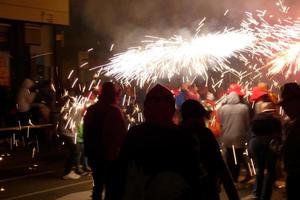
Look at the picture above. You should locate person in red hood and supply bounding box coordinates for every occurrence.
[83,82,127,200]
[249,82,272,116]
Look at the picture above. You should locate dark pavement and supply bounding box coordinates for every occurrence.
[0,141,287,200]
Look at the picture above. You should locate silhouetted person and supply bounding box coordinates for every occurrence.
[84,82,126,200]
[249,102,282,200]
[279,82,300,200]
[218,91,250,183]
[180,99,240,200]
[119,84,205,200]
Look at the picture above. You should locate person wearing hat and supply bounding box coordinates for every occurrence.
[279,82,300,200]
[118,84,206,200]
[250,85,270,115]
[218,91,250,183]
[249,102,282,200]
[83,82,127,200]
[227,83,245,97]
[180,99,240,200]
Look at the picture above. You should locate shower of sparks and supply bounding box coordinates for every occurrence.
[241,11,300,57]
[59,0,300,144]
[241,9,300,77]
[267,43,300,77]
[100,26,256,86]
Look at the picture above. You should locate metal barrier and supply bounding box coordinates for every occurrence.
[0,124,53,132]
[0,124,54,151]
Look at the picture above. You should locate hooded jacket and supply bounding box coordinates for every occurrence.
[16,79,36,112]
[84,101,127,161]
[218,92,249,148]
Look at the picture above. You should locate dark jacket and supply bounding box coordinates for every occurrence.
[180,120,240,200]
[250,111,282,138]
[283,118,300,176]
[119,122,205,200]
[83,102,126,161]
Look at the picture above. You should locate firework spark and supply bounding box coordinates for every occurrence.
[241,9,300,78]
[100,27,256,86]
[267,43,300,77]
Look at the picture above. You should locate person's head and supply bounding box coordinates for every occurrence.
[279,82,300,119]
[98,82,121,104]
[181,82,191,91]
[22,79,35,89]
[227,83,245,97]
[143,84,175,125]
[181,99,208,125]
[250,86,269,102]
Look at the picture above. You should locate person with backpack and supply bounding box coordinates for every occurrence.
[180,99,240,200]
[118,84,205,200]
[83,82,127,200]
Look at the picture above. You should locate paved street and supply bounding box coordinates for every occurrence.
[0,145,286,200]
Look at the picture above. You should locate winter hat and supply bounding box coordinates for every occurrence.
[99,82,121,103]
[250,86,268,102]
[144,84,175,105]
[227,83,245,96]
[144,84,175,123]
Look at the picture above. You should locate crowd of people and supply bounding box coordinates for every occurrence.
[77,80,300,200]
[1,78,300,200]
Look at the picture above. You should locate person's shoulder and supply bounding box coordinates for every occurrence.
[199,127,215,139]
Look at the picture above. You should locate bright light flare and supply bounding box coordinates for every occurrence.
[101,29,255,86]
[267,43,300,77]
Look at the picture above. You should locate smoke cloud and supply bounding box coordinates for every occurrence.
[81,0,300,50]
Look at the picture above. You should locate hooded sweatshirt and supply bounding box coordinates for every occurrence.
[16,79,36,112]
[218,92,249,148]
